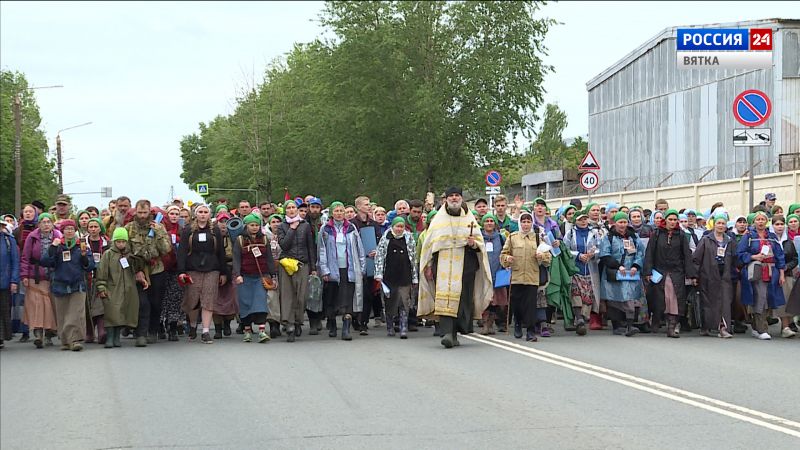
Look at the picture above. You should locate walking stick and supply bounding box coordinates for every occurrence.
[506,283,512,335]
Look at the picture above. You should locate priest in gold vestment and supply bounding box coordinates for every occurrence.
[418,187,493,348]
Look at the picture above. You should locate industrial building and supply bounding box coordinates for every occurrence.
[523,18,800,200]
[585,18,799,194]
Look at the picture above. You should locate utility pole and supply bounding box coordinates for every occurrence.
[55,121,93,195]
[12,84,63,216]
[56,134,63,194]
[13,94,22,216]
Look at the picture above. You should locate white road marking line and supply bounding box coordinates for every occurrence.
[471,334,800,430]
[465,334,800,439]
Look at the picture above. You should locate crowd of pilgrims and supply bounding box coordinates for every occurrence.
[0,190,798,351]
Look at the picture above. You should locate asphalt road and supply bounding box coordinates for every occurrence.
[1,321,798,449]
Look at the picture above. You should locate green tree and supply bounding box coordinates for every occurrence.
[179,1,555,207]
[0,70,58,214]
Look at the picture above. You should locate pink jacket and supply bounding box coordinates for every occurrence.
[21,228,63,281]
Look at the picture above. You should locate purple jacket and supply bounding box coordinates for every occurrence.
[21,228,63,281]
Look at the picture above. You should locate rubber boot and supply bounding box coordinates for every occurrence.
[269,321,281,339]
[309,318,320,335]
[666,316,679,338]
[213,323,223,340]
[223,320,232,337]
[386,315,395,337]
[105,327,114,348]
[95,317,107,345]
[85,319,95,343]
[33,329,43,349]
[589,312,603,330]
[513,320,523,339]
[328,317,338,338]
[399,310,408,339]
[342,315,353,341]
[625,319,639,337]
[651,316,662,334]
[168,322,179,341]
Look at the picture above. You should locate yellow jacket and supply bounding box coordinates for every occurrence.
[500,231,552,286]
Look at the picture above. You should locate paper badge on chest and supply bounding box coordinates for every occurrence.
[120,257,130,269]
[62,250,72,262]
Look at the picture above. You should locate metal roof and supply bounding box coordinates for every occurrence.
[586,18,800,91]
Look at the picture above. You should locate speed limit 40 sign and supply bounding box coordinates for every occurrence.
[580,172,599,191]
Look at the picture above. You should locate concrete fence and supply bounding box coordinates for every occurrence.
[545,170,800,217]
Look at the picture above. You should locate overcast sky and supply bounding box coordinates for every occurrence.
[1,1,795,208]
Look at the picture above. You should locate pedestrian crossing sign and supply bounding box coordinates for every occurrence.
[196,183,209,196]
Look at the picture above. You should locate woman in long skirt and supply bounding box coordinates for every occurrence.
[564,210,602,335]
[160,205,184,341]
[84,218,109,344]
[770,215,797,338]
[233,214,276,343]
[643,209,697,338]
[213,212,239,338]
[478,214,506,335]
[736,211,786,340]
[20,213,62,348]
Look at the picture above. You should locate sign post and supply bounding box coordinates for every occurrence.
[484,170,502,209]
[578,151,600,201]
[732,89,771,210]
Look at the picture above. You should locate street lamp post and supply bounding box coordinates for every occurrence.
[55,122,92,194]
[12,84,63,216]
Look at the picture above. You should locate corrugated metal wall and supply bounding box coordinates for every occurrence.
[587,26,799,194]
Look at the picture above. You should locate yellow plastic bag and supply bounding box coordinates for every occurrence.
[279,257,300,276]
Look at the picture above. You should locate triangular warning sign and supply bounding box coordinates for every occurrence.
[578,151,600,170]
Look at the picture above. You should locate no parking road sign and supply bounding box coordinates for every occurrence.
[485,170,502,187]
[733,89,771,127]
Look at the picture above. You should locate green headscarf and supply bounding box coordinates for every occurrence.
[481,213,498,226]
[753,210,769,222]
[329,201,344,210]
[713,214,728,224]
[283,200,295,210]
[215,204,228,214]
[611,211,629,223]
[391,216,406,227]
[266,214,283,224]
[663,209,679,220]
[38,212,54,223]
[786,204,800,216]
[746,213,756,225]
[88,217,106,235]
[243,213,261,225]
[426,210,437,223]
[584,202,598,215]
[562,205,577,219]
[786,213,799,224]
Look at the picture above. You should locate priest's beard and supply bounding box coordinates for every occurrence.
[116,211,127,226]
[308,212,320,221]
[446,200,463,216]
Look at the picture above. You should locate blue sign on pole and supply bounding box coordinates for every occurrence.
[485,170,502,187]
[732,89,771,127]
